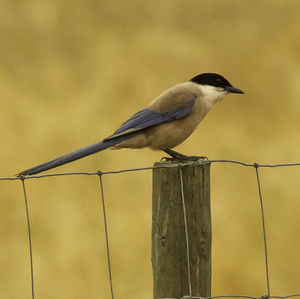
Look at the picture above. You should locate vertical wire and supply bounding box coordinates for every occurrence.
[20,178,35,299]
[97,172,114,299]
[254,165,270,297]
[179,167,192,297]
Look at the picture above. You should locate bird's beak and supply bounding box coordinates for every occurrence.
[225,86,245,94]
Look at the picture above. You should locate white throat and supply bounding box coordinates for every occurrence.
[198,84,227,107]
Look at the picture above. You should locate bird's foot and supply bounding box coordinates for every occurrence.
[161,148,208,162]
[161,156,208,162]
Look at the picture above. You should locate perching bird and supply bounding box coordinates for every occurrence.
[18,73,244,176]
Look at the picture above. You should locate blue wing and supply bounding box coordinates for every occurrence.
[104,97,196,140]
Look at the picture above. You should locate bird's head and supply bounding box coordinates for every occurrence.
[190,73,244,99]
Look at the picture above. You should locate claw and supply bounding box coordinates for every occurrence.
[189,155,208,161]
[162,148,208,162]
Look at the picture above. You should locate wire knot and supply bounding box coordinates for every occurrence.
[18,174,26,181]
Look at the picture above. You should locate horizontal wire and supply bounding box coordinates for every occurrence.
[156,294,300,299]
[269,295,300,298]
[209,160,300,168]
[2,159,300,181]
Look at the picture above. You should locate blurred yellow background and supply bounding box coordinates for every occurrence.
[1,0,300,298]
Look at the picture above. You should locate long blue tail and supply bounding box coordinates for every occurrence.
[18,134,132,176]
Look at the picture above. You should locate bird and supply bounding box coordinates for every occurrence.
[18,73,244,176]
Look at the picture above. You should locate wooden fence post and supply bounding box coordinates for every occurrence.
[152,160,211,299]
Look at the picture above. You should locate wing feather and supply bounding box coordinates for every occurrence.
[104,97,196,141]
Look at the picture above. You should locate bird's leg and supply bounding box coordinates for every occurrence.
[162,148,208,161]
[163,148,191,160]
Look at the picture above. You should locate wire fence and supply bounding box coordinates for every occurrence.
[1,159,300,299]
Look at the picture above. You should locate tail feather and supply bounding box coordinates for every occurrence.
[18,134,132,176]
